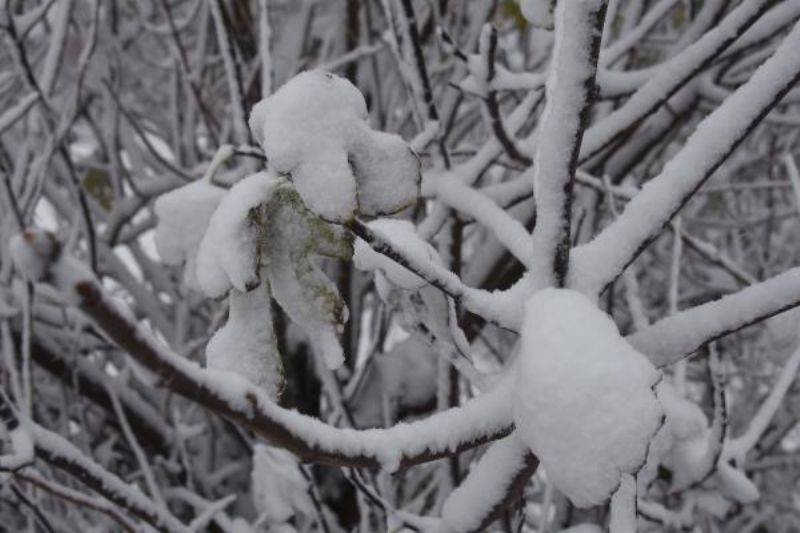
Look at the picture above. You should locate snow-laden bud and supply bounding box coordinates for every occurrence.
[513,288,663,507]
[9,229,61,281]
[248,70,420,223]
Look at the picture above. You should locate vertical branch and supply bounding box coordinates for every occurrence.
[258,0,273,98]
[669,216,686,394]
[482,24,533,167]
[529,1,607,288]
[208,0,252,144]
[399,0,439,123]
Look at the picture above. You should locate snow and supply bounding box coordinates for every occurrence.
[643,382,710,490]
[628,267,800,368]
[251,444,313,524]
[609,474,636,533]
[353,219,439,290]
[206,284,283,399]
[9,229,61,281]
[249,70,420,223]
[17,229,517,474]
[351,336,437,427]
[513,289,663,507]
[570,9,800,294]
[261,186,353,370]
[195,171,282,298]
[9,229,96,305]
[726,341,800,463]
[0,425,34,471]
[716,461,759,503]
[527,0,604,288]
[579,0,774,162]
[0,92,39,135]
[440,433,531,532]
[353,219,484,382]
[179,164,353,370]
[30,422,189,532]
[154,177,225,289]
[431,173,534,266]
[519,0,555,29]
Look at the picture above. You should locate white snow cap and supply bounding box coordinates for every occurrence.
[519,0,556,29]
[248,70,420,223]
[513,288,663,507]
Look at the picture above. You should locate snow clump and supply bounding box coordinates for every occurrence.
[513,288,663,507]
[206,284,283,399]
[248,70,420,223]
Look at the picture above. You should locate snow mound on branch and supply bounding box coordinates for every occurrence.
[644,383,760,502]
[196,172,282,298]
[248,70,420,223]
[154,178,226,289]
[716,462,760,503]
[206,284,283,399]
[513,288,663,507]
[644,383,710,490]
[519,0,555,29]
[251,444,313,525]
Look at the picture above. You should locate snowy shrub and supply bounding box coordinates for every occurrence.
[2,1,800,531]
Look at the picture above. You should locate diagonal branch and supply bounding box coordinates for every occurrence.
[627,267,800,368]
[570,19,800,294]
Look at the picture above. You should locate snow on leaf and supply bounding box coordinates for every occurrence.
[154,177,226,290]
[196,171,282,298]
[206,283,283,400]
[513,288,663,507]
[263,185,353,370]
[248,70,420,223]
